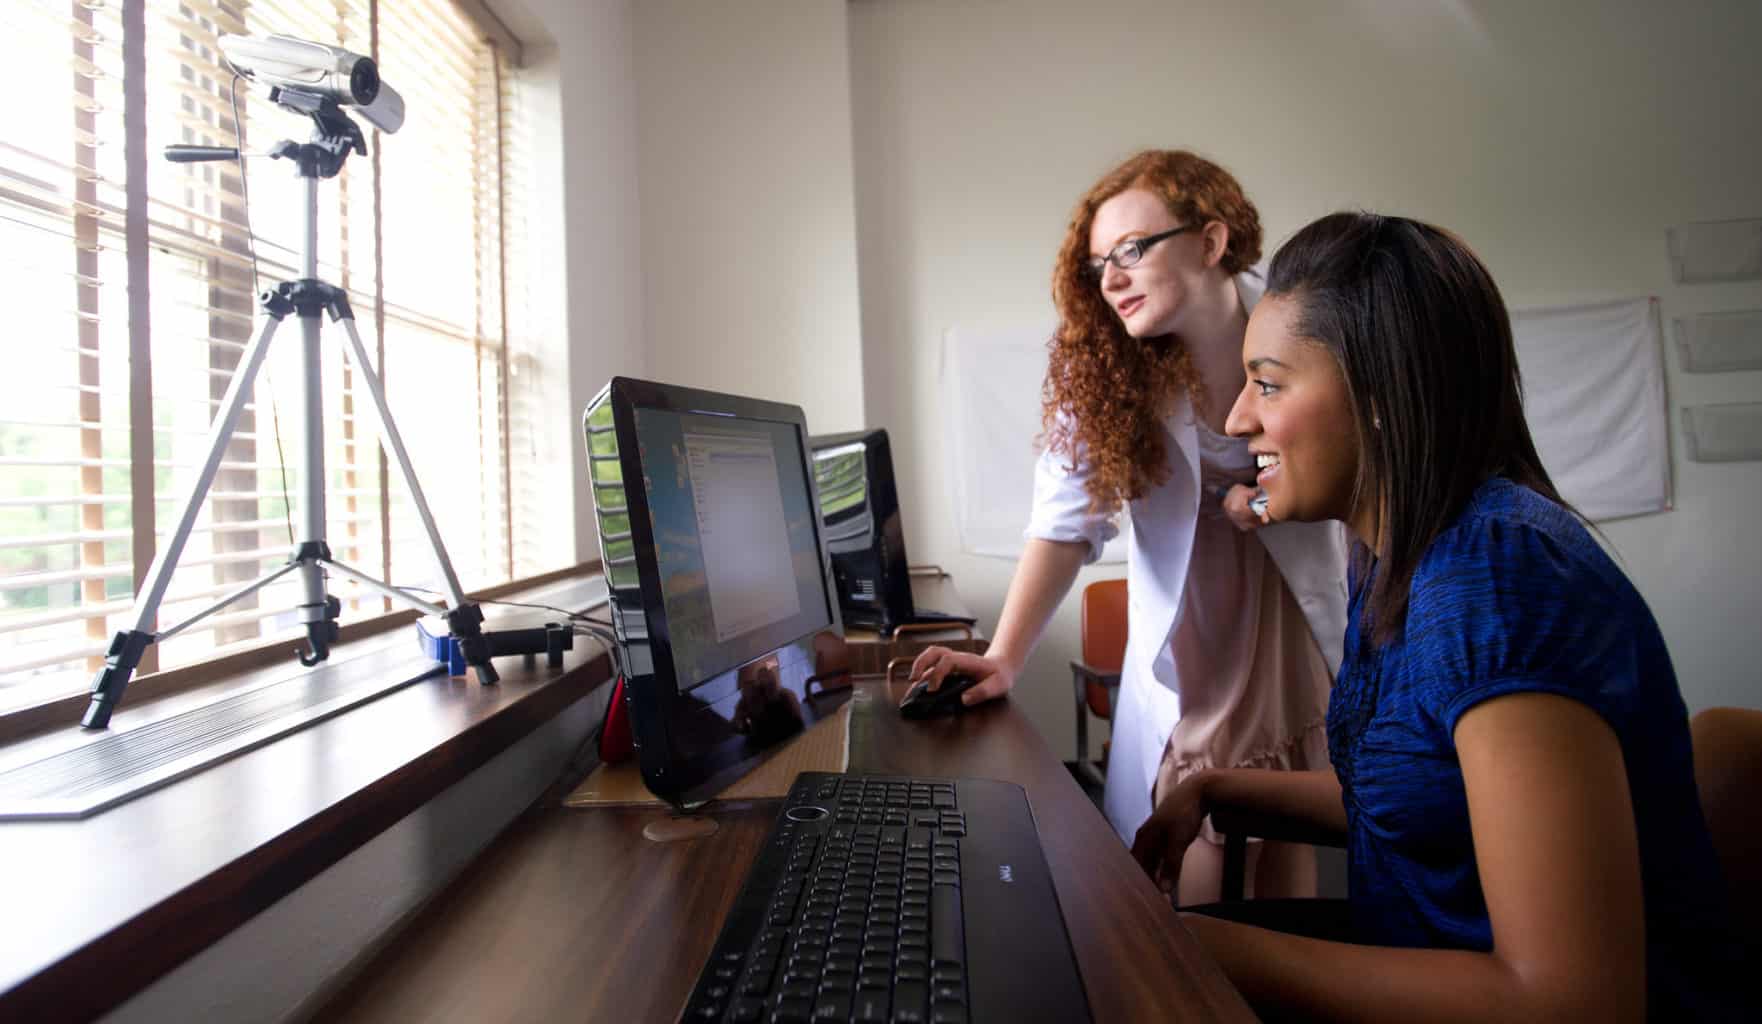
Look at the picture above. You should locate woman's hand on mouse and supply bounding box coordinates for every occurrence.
[908,646,1013,707]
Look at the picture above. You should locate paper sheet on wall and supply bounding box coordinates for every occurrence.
[941,325,1127,564]
[942,297,1668,561]
[1510,297,1671,521]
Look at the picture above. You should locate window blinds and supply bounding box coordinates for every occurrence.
[0,0,542,706]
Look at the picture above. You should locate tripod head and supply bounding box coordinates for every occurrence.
[163,89,365,179]
[166,29,408,179]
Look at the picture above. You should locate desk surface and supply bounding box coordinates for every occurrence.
[322,678,1255,1022]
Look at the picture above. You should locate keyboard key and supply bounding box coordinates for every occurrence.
[931,887,964,966]
[891,981,929,1023]
[853,990,891,1023]
[929,1005,968,1024]
[814,992,853,1021]
[731,996,766,1022]
[773,996,814,1023]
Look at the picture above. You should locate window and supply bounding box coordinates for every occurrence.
[0,0,551,709]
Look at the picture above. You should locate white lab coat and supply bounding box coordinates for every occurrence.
[1025,272,1350,842]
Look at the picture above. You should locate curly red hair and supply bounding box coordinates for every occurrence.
[1043,150,1262,513]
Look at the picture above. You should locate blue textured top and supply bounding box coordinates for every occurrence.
[1329,477,1742,1018]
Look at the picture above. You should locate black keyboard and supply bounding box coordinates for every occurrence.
[680,772,1091,1023]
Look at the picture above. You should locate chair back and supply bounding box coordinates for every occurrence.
[1079,579,1128,718]
[1690,707,1762,943]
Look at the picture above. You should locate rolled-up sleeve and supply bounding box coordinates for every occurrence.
[1024,440,1118,564]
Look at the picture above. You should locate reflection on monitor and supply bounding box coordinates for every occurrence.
[810,430,914,633]
[583,378,852,808]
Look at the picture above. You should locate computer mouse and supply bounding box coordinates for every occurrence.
[898,672,981,719]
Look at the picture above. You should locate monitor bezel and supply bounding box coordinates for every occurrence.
[587,377,851,807]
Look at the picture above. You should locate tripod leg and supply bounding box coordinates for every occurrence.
[293,307,338,667]
[329,313,499,684]
[84,312,287,729]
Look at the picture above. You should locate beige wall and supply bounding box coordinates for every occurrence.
[848,0,1762,752]
[633,0,866,435]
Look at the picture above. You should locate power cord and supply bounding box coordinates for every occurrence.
[226,69,294,546]
[390,583,609,626]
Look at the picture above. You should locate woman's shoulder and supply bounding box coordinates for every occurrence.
[1416,478,1606,588]
[1404,479,1631,650]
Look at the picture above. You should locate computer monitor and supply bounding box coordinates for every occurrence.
[809,430,915,634]
[810,429,976,637]
[582,378,852,808]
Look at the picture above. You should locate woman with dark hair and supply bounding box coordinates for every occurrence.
[911,151,1350,904]
[1132,212,1742,1019]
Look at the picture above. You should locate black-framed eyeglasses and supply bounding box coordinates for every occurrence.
[1084,225,1191,279]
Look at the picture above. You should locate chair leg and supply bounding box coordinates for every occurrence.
[1075,682,1089,766]
[1072,673,1101,789]
[1222,832,1248,902]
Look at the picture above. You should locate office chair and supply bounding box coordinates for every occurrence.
[1070,579,1126,789]
[1690,705,1762,970]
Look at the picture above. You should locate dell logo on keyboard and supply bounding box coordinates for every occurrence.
[999,864,1014,883]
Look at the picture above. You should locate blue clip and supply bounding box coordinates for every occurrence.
[414,616,466,676]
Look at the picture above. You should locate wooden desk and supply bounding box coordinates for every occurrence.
[321,679,1255,1022]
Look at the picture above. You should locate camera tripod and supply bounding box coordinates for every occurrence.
[83,95,537,729]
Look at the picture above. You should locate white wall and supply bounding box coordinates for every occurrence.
[498,0,1761,754]
[848,0,1762,753]
[632,0,866,435]
[495,0,647,564]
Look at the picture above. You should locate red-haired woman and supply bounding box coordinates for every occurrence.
[912,151,1348,903]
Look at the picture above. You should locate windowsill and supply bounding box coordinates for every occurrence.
[0,573,616,1021]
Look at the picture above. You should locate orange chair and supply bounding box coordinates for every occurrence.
[1070,579,1127,789]
[1690,706,1762,971]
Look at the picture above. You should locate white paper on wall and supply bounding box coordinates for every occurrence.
[940,325,1127,563]
[1675,309,1762,373]
[942,297,1671,561]
[1683,403,1762,463]
[1511,297,1671,520]
[1667,219,1762,284]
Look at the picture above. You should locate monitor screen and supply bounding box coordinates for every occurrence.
[633,408,831,688]
[582,377,852,808]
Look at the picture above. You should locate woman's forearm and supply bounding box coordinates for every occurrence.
[1184,915,1638,1024]
[1200,767,1348,834]
[985,538,1090,674]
